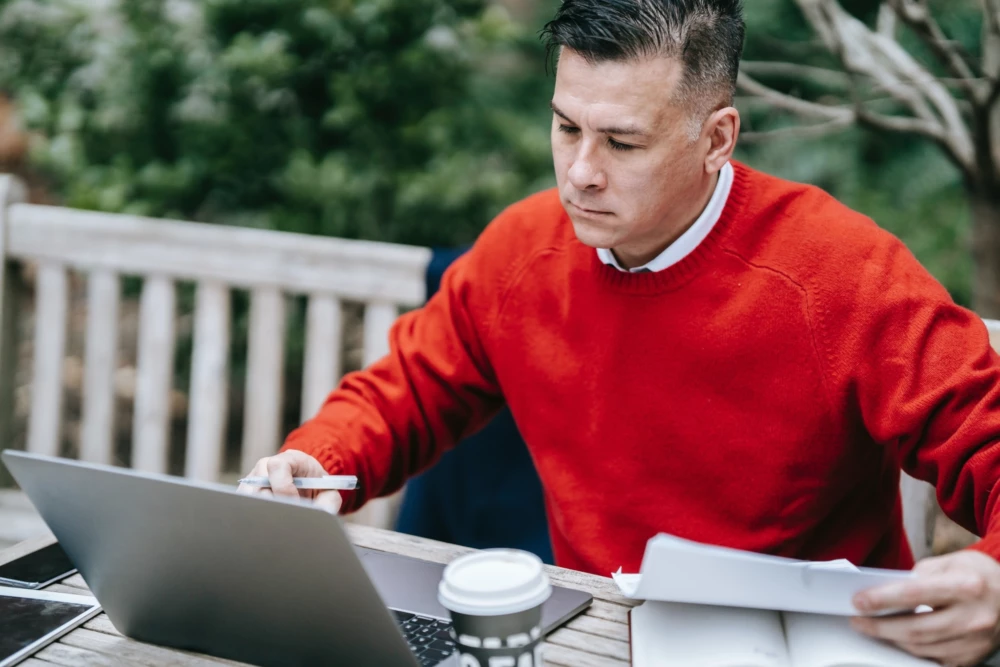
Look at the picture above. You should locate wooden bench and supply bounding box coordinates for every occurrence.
[0,174,431,531]
[0,173,996,560]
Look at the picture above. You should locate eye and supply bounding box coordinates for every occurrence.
[608,137,636,152]
[558,124,580,135]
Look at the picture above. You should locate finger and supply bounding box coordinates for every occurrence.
[266,456,298,498]
[237,487,274,499]
[273,449,325,479]
[237,457,273,495]
[851,604,970,645]
[312,490,343,514]
[279,450,331,498]
[250,457,270,477]
[287,449,328,477]
[854,572,988,613]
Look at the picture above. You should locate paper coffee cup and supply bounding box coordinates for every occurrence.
[438,549,552,667]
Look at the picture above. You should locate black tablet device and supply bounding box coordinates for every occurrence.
[0,543,76,589]
[0,586,101,666]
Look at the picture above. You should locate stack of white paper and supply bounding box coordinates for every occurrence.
[613,533,914,615]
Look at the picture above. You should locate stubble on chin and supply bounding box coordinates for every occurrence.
[568,215,619,250]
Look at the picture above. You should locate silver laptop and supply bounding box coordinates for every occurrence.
[1,450,592,667]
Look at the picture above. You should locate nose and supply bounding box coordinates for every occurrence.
[567,140,607,191]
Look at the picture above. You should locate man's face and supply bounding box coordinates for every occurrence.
[551,48,713,263]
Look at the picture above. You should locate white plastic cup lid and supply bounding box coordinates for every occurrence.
[438,549,552,616]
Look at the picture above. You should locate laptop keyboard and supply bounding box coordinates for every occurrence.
[392,610,457,666]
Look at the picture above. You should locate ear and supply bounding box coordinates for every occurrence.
[702,107,740,174]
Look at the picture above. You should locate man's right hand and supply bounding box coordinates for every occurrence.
[237,450,343,514]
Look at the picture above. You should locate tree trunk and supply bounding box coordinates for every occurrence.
[970,193,1000,318]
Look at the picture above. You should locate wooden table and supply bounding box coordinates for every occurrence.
[1,525,636,667]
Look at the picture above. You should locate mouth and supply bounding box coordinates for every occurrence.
[568,201,612,216]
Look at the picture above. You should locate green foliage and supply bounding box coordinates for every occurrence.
[0,0,553,247]
[0,0,978,305]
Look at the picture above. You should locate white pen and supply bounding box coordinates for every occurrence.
[237,475,359,490]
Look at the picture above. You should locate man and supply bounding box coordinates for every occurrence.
[240,1,1000,663]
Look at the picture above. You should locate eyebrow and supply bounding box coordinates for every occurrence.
[550,101,649,137]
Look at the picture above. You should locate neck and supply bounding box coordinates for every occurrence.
[612,171,720,270]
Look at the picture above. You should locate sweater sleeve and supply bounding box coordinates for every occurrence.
[816,231,1000,559]
[279,224,511,513]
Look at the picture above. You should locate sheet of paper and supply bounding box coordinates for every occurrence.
[613,534,913,616]
[631,601,790,667]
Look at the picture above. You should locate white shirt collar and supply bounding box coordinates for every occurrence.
[597,161,734,273]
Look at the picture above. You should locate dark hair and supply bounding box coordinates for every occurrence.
[541,0,745,112]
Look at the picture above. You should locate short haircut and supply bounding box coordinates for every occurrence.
[541,0,745,119]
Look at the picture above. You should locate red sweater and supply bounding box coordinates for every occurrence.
[284,161,1000,575]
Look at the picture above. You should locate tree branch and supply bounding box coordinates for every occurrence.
[868,28,974,158]
[877,2,898,39]
[739,61,851,90]
[854,105,945,137]
[741,59,987,102]
[739,118,856,143]
[736,72,853,121]
[985,0,1000,42]
[737,71,943,144]
[982,0,1000,107]
[887,0,981,103]
[989,79,1000,108]
[842,29,941,127]
[792,0,976,173]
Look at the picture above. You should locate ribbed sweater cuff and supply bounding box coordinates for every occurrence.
[279,437,363,513]
[966,532,1000,561]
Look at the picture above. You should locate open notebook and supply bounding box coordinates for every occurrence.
[630,601,937,667]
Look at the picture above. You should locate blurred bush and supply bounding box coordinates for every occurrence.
[0,0,976,306]
[0,0,554,247]
[0,0,561,447]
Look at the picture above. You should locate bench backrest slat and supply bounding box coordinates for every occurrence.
[301,294,343,424]
[240,287,287,476]
[27,262,69,458]
[80,269,121,465]
[185,281,231,481]
[362,302,398,369]
[131,276,177,474]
